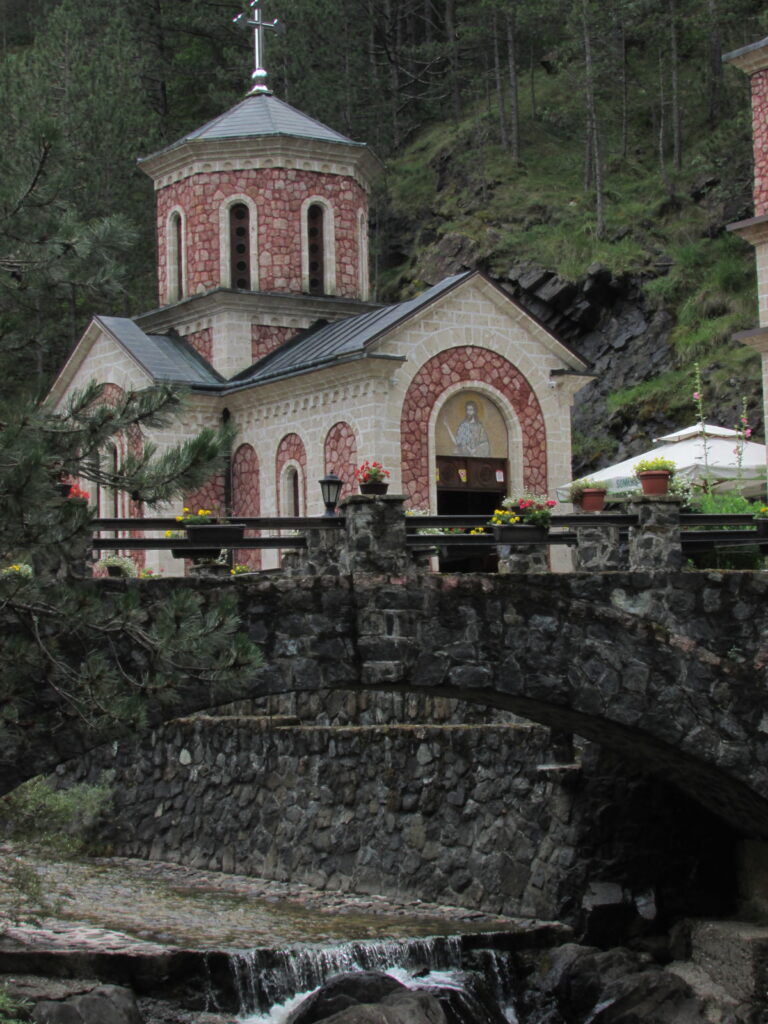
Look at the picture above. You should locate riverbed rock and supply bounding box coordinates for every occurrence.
[314,990,447,1024]
[534,943,714,1023]
[31,983,142,1024]
[286,970,408,1024]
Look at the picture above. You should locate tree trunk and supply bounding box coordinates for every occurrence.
[617,14,628,161]
[506,9,519,163]
[581,0,604,238]
[492,9,508,149]
[529,42,537,121]
[658,49,673,194]
[445,0,461,120]
[707,0,721,125]
[669,0,682,172]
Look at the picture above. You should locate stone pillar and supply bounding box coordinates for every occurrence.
[497,543,549,574]
[339,494,413,575]
[627,496,682,570]
[574,523,623,570]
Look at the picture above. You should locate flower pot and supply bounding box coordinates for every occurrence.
[492,524,549,544]
[579,488,607,512]
[185,524,243,557]
[359,482,389,495]
[637,470,671,496]
[755,519,768,538]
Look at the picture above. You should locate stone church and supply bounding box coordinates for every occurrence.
[47,22,590,573]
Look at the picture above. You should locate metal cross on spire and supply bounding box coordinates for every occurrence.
[233,0,285,96]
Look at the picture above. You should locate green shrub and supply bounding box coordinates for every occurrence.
[0,776,112,856]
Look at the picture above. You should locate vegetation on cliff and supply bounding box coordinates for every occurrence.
[1,0,767,460]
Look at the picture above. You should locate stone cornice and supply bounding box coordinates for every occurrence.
[723,38,768,76]
[726,212,768,246]
[733,326,768,353]
[138,136,383,193]
[224,357,399,425]
[136,288,380,335]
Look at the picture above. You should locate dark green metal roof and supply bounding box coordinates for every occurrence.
[143,94,362,164]
[232,273,472,386]
[97,317,225,387]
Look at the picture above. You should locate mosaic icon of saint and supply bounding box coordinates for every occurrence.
[451,400,490,457]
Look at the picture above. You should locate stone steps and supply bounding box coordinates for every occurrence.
[666,961,739,1022]
[671,918,768,1014]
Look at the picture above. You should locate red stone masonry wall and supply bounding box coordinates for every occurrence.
[276,433,307,514]
[185,474,226,519]
[232,443,261,570]
[185,328,213,364]
[156,169,368,302]
[752,69,768,216]
[252,325,293,363]
[324,422,358,501]
[400,347,548,509]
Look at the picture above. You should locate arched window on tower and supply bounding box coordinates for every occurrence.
[307,203,326,295]
[168,211,184,302]
[229,203,251,289]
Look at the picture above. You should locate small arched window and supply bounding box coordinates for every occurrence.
[285,466,300,517]
[307,203,325,295]
[229,203,251,289]
[167,211,184,302]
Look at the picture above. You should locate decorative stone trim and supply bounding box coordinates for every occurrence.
[400,346,547,509]
[276,434,307,515]
[233,443,261,570]
[300,195,337,295]
[218,194,259,291]
[164,206,187,305]
[324,421,358,500]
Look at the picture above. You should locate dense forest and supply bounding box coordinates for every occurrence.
[1,0,767,459]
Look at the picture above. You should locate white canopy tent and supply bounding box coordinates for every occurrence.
[557,424,768,501]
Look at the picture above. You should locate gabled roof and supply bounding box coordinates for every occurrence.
[95,317,225,387]
[141,94,363,165]
[232,273,472,386]
[231,271,587,387]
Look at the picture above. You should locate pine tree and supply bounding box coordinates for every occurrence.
[0,382,262,796]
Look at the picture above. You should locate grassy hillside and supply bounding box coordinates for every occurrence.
[377,45,763,453]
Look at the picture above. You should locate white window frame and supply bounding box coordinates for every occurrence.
[219,194,259,291]
[301,196,336,295]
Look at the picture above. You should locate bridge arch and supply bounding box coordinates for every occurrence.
[3,572,768,840]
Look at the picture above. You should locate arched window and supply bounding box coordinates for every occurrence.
[301,197,336,296]
[284,466,301,517]
[307,204,325,295]
[357,210,369,300]
[229,203,251,289]
[219,196,258,291]
[167,210,184,302]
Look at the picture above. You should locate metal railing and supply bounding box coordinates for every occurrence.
[91,513,766,556]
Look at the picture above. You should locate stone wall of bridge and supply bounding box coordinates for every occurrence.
[58,707,737,927]
[5,567,768,839]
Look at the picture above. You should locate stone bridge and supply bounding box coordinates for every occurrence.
[4,567,768,838]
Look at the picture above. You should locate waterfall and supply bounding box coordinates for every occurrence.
[228,935,519,1022]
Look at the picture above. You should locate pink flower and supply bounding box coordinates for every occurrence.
[746,428,752,438]
[693,392,700,400]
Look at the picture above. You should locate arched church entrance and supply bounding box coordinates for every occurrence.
[435,390,509,570]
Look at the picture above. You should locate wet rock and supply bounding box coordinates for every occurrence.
[527,943,714,1024]
[31,984,142,1024]
[286,970,407,1024]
